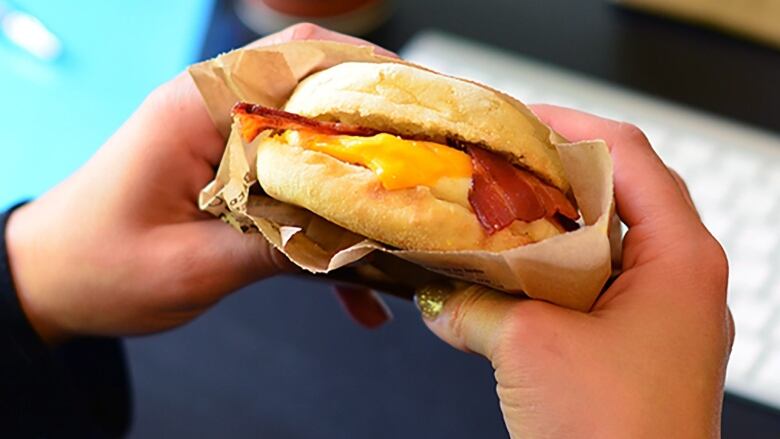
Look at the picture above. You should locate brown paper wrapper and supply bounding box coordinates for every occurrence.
[189,41,620,311]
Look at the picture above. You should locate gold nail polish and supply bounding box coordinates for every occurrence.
[414,283,453,320]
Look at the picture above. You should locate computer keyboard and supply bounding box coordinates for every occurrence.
[401,32,780,409]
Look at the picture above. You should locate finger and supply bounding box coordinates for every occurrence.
[158,220,297,304]
[668,168,697,212]
[333,286,393,329]
[414,282,523,359]
[138,72,226,167]
[140,24,399,170]
[246,22,399,58]
[530,104,700,240]
[726,306,735,356]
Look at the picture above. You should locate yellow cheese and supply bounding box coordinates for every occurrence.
[279,130,473,190]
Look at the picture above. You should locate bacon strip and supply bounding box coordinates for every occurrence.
[467,146,579,234]
[233,102,579,234]
[233,102,380,142]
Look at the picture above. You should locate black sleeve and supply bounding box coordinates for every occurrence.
[0,204,131,438]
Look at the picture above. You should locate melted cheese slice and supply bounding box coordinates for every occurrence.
[279,130,473,190]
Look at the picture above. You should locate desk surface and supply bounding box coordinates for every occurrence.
[123,1,780,439]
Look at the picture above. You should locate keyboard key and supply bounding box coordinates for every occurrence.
[767,278,780,305]
[668,136,715,168]
[733,223,780,259]
[719,150,762,180]
[688,174,734,209]
[755,347,780,389]
[700,212,734,242]
[730,299,774,334]
[767,168,780,193]
[636,121,671,150]
[770,314,780,342]
[728,257,771,298]
[733,185,777,220]
[727,331,762,380]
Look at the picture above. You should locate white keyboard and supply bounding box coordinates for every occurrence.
[401,32,780,408]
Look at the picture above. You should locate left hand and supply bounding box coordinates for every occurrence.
[5,23,395,345]
[415,105,732,438]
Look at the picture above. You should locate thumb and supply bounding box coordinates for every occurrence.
[414,282,525,359]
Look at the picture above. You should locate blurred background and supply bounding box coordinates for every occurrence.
[2,0,780,437]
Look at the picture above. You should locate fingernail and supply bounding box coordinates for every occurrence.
[355,290,393,329]
[414,283,453,320]
[333,287,393,330]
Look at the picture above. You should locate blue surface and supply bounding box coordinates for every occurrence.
[0,0,214,208]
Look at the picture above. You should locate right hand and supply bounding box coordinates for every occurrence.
[415,105,733,438]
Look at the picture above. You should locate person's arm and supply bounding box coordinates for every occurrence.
[1,204,130,437]
[5,24,394,346]
[1,24,395,436]
[415,105,732,438]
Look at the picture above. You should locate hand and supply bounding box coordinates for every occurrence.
[415,106,733,438]
[5,23,395,345]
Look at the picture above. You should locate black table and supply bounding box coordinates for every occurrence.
[127,1,780,437]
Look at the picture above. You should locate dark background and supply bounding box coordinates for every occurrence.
[127,0,780,437]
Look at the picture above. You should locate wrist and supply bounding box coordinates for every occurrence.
[505,403,719,439]
[497,357,722,439]
[5,203,70,345]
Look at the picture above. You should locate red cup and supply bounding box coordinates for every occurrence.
[236,0,392,36]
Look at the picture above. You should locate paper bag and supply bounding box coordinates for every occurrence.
[189,41,620,311]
